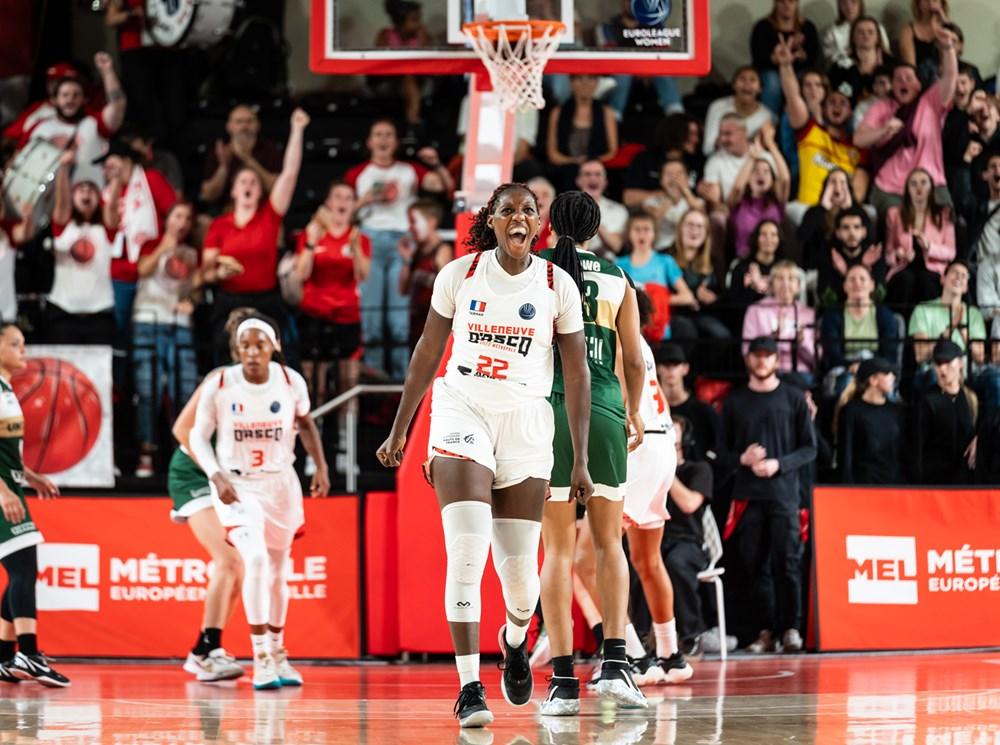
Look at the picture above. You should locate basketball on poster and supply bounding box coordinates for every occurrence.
[11,346,114,488]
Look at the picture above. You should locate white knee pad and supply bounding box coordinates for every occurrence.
[228,526,269,626]
[267,548,291,628]
[441,501,492,623]
[492,518,541,622]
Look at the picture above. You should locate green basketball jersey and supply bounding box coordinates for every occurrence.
[0,377,25,497]
[541,248,628,423]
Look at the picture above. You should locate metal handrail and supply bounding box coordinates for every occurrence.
[309,384,404,492]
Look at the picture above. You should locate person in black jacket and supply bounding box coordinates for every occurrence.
[836,357,904,484]
[719,336,816,654]
[912,338,978,484]
[545,75,618,191]
[750,0,820,115]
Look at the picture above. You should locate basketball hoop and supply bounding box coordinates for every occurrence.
[462,19,566,111]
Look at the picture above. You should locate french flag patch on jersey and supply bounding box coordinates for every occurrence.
[231,403,244,414]
[469,299,487,315]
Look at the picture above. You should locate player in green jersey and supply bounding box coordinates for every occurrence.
[538,192,649,713]
[0,323,69,687]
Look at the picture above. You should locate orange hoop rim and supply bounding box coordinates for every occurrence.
[461,19,566,43]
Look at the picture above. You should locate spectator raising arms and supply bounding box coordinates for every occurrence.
[47,150,118,345]
[643,158,703,250]
[776,37,869,224]
[617,212,695,341]
[546,75,619,190]
[796,168,856,270]
[293,181,372,411]
[898,0,949,72]
[727,123,790,261]
[398,199,452,351]
[854,27,957,213]
[702,67,774,157]
[18,52,126,188]
[885,167,956,306]
[0,201,33,324]
[202,108,310,364]
[750,0,821,115]
[132,202,201,477]
[742,260,816,378]
[835,357,903,484]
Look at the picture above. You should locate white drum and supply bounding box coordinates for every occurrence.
[144,0,235,49]
[1,139,63,228]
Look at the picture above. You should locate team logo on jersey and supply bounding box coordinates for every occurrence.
[270,401,281,413]
[518,303,536,320]
[467,322,536,357]
[469,299,488,316]
[231,403,244,415]
[464,434,475,444]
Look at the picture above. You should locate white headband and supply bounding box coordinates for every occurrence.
[236,319,279,350]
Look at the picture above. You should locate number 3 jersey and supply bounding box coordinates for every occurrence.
[431,250,584,411]
[540,248,629,424]
[192,362,310,478]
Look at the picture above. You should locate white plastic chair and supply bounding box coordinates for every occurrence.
[697,508,728,660]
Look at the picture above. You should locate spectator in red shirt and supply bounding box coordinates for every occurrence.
[3,62,80,146]
[20,52,126,188]
[293,181,372,413]
[95,139,178,338]
[202,108,310,364]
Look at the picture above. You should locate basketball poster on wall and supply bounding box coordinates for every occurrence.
[12,345,114,488]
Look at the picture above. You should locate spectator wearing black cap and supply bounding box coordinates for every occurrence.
[656,344,720,463]
[95,138,178,338]
[835,357,904,484]
[718,336,816,654]
[775,37,870,226]
[911,338,978,484]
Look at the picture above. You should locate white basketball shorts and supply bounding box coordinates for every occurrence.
[210,467,304,550]
[623,427,677,530]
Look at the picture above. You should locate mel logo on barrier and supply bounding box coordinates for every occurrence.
[846,535,918,605]
[36,543,100,612]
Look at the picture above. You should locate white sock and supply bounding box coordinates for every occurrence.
[251,634,269,658]
[625,623,646,658]
[505,621,528,648]
[653,619,678,658]
[455,653,480,687]
[268,629,284,652]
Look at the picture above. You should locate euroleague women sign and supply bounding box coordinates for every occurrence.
[11,346,114,488]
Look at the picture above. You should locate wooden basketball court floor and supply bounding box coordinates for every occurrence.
[2,651,998,743]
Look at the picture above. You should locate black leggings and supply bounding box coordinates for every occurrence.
[0,546,38,622]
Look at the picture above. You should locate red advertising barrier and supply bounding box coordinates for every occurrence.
[26,497,360,658]
[813,486,1000,651]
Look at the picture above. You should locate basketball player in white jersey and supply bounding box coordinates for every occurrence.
[377,183,592,728]
[190,318,330,690]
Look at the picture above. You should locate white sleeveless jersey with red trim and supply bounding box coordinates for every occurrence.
[207,362,310,475]
[638,337,672,432]
[431,250,584,411]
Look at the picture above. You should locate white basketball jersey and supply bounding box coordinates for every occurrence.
[638,337,672,432]
[207,362,310,475]
[444,251,560,410]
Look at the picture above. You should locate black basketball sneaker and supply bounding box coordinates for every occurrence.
[9,652,70,688]
[454,681,493,728]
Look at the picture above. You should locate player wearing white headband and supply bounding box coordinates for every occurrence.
[190,315,330,690]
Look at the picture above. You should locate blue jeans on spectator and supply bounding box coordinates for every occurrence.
[360,228,410,380]
[605,75,683,119]
[112,280,136,391]
[759,69,784,117]
[133,322,198,447]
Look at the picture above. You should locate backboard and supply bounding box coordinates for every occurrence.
[310,0,711,77]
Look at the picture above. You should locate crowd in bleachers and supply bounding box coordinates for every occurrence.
[1,0,1000,650]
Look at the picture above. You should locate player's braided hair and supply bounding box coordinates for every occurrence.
[464,183,538,253]
[549,190,601,295]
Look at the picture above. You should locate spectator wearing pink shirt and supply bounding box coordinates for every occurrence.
[853,27,957,214]
[742,260,817,379]
[885,166,956,307]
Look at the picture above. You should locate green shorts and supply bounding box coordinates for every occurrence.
[167,448,212,523]
[0,482,42,560]
[549,393,627,501]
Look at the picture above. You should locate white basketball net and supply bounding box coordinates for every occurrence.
[463,22,564,111]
